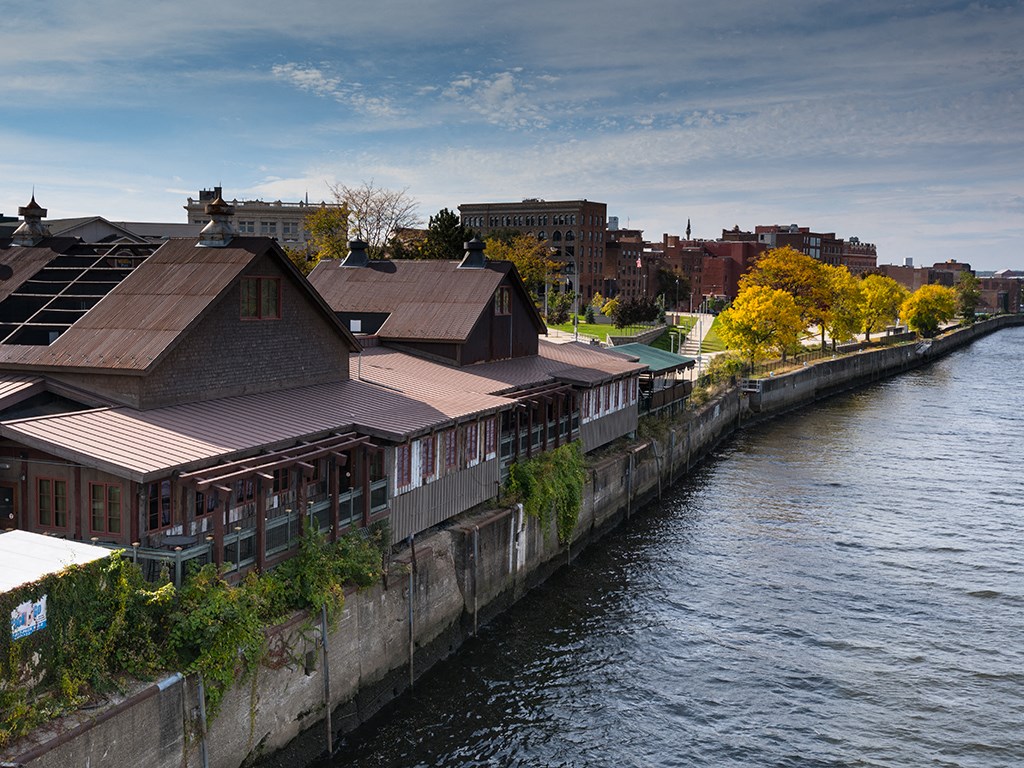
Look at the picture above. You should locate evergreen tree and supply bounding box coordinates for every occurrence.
[417,208,477,260]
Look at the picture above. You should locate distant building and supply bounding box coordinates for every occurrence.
[458,199,608,302]
[753,223,876,273]
[185,186,338,252]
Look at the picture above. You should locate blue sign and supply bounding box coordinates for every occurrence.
[10,595,47,640]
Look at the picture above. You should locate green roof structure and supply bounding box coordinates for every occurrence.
[607,343,695,374]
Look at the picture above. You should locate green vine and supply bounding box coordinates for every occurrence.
[505,441,587,544]
[0,528,387,746]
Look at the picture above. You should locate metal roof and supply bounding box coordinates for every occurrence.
[0,236,359,372]
[309,258,546,342]
[606,343,695,374]
[353,339,645,398]
[0,378,511,482]
[0,374,44,412]
[0,529,113,593]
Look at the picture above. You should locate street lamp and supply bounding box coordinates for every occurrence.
[565,258,579,341]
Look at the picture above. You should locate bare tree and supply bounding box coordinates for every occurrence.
[328,180,422,259]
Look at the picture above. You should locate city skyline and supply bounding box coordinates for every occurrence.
[2,0,1022,271]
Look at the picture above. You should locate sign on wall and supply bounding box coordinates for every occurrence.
[10,595,47,640]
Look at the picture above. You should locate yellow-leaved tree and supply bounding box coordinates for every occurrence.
[740,245,829,344]
[718,285,804,373]
[858,274,908,341]
[822,265,864,350]
[484,233,557,304]
[901,284,958,337]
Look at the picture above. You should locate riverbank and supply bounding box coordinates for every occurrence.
[7,315,1021,768]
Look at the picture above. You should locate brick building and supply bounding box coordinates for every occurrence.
[458,199,608,303]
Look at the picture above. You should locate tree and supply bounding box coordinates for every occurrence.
[822,265,863,350]
[610,296,660,328]
[655,268,690,311]
[283,245,318,276]
[328,180,421,259]
[305,204,350,263]
[858,274,908,341]
[901,284,958,337]
[483,233,557,303]
[955,271,982,321]
[547,291,573,324]
[417,208,477,261]
[717,285,804,371]
[740,245,828,341]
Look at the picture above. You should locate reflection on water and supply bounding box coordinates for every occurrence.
[327,328,1024,768]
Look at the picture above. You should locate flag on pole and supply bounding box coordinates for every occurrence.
[636,256,642,268]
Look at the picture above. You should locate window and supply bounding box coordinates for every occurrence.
[420,435,436,479]
[238,220,255,234]
[37,478,67,528]
[240,276,281,319]
[464,422,479,465]
[272,468,290,493]
[494,286,511,316]
[485,418,497,456]
[147,479,171,531]
[90,483,122,534]
[260,220,277,235]
[443,429,458,470]
[282,221,300,238]
[396,444,412,488]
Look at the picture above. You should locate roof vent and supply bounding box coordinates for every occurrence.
[341,240,370,267]
[198,193,236,247]
[12,195,51,246]
[458,238,487,269]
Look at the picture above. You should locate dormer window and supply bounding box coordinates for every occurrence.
[494,286,511,316]
[241,276,281,319]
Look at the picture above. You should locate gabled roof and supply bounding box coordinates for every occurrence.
[308,258,546,342]
[46,217,149,243]
[0,236,359,373]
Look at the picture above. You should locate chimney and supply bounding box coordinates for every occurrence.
[341,240,370,267]
[12,195,51,246]
[198,193,236,247]
[458,238,487,269]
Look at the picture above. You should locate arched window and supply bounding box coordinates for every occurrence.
[538,231,547,240]
[552,230,562,242]
[565,230,575,241]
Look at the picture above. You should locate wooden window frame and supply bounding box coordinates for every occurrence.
[494,286,511,316]
[240,276,281,320]
[396,443,412,489]
[90,482,122,535]
[147,479,172,532]
[464,422,479,466]
[420,434,436,480]
[37,477,68,529]
[443,428,458,471]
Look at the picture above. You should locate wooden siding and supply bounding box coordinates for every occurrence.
[390,457,500,543]
[581,407,637,452]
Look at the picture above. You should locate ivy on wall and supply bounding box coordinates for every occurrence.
[506,441,586,544]
[0,524,389,746]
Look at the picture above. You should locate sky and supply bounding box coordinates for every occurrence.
[2,0,1022,271]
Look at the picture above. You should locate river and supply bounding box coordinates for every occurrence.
[328,327,1024,767]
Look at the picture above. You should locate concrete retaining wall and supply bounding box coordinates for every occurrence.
[9,316,1021,768]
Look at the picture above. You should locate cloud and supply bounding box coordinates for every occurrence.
[271,63,399,119]
[443,70,552,130]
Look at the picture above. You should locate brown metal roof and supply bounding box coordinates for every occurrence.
[0,374,43,412]
[352,339,645,398]
[0,236,359,372]
[308,258,545,341]
[1,378,511,482]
